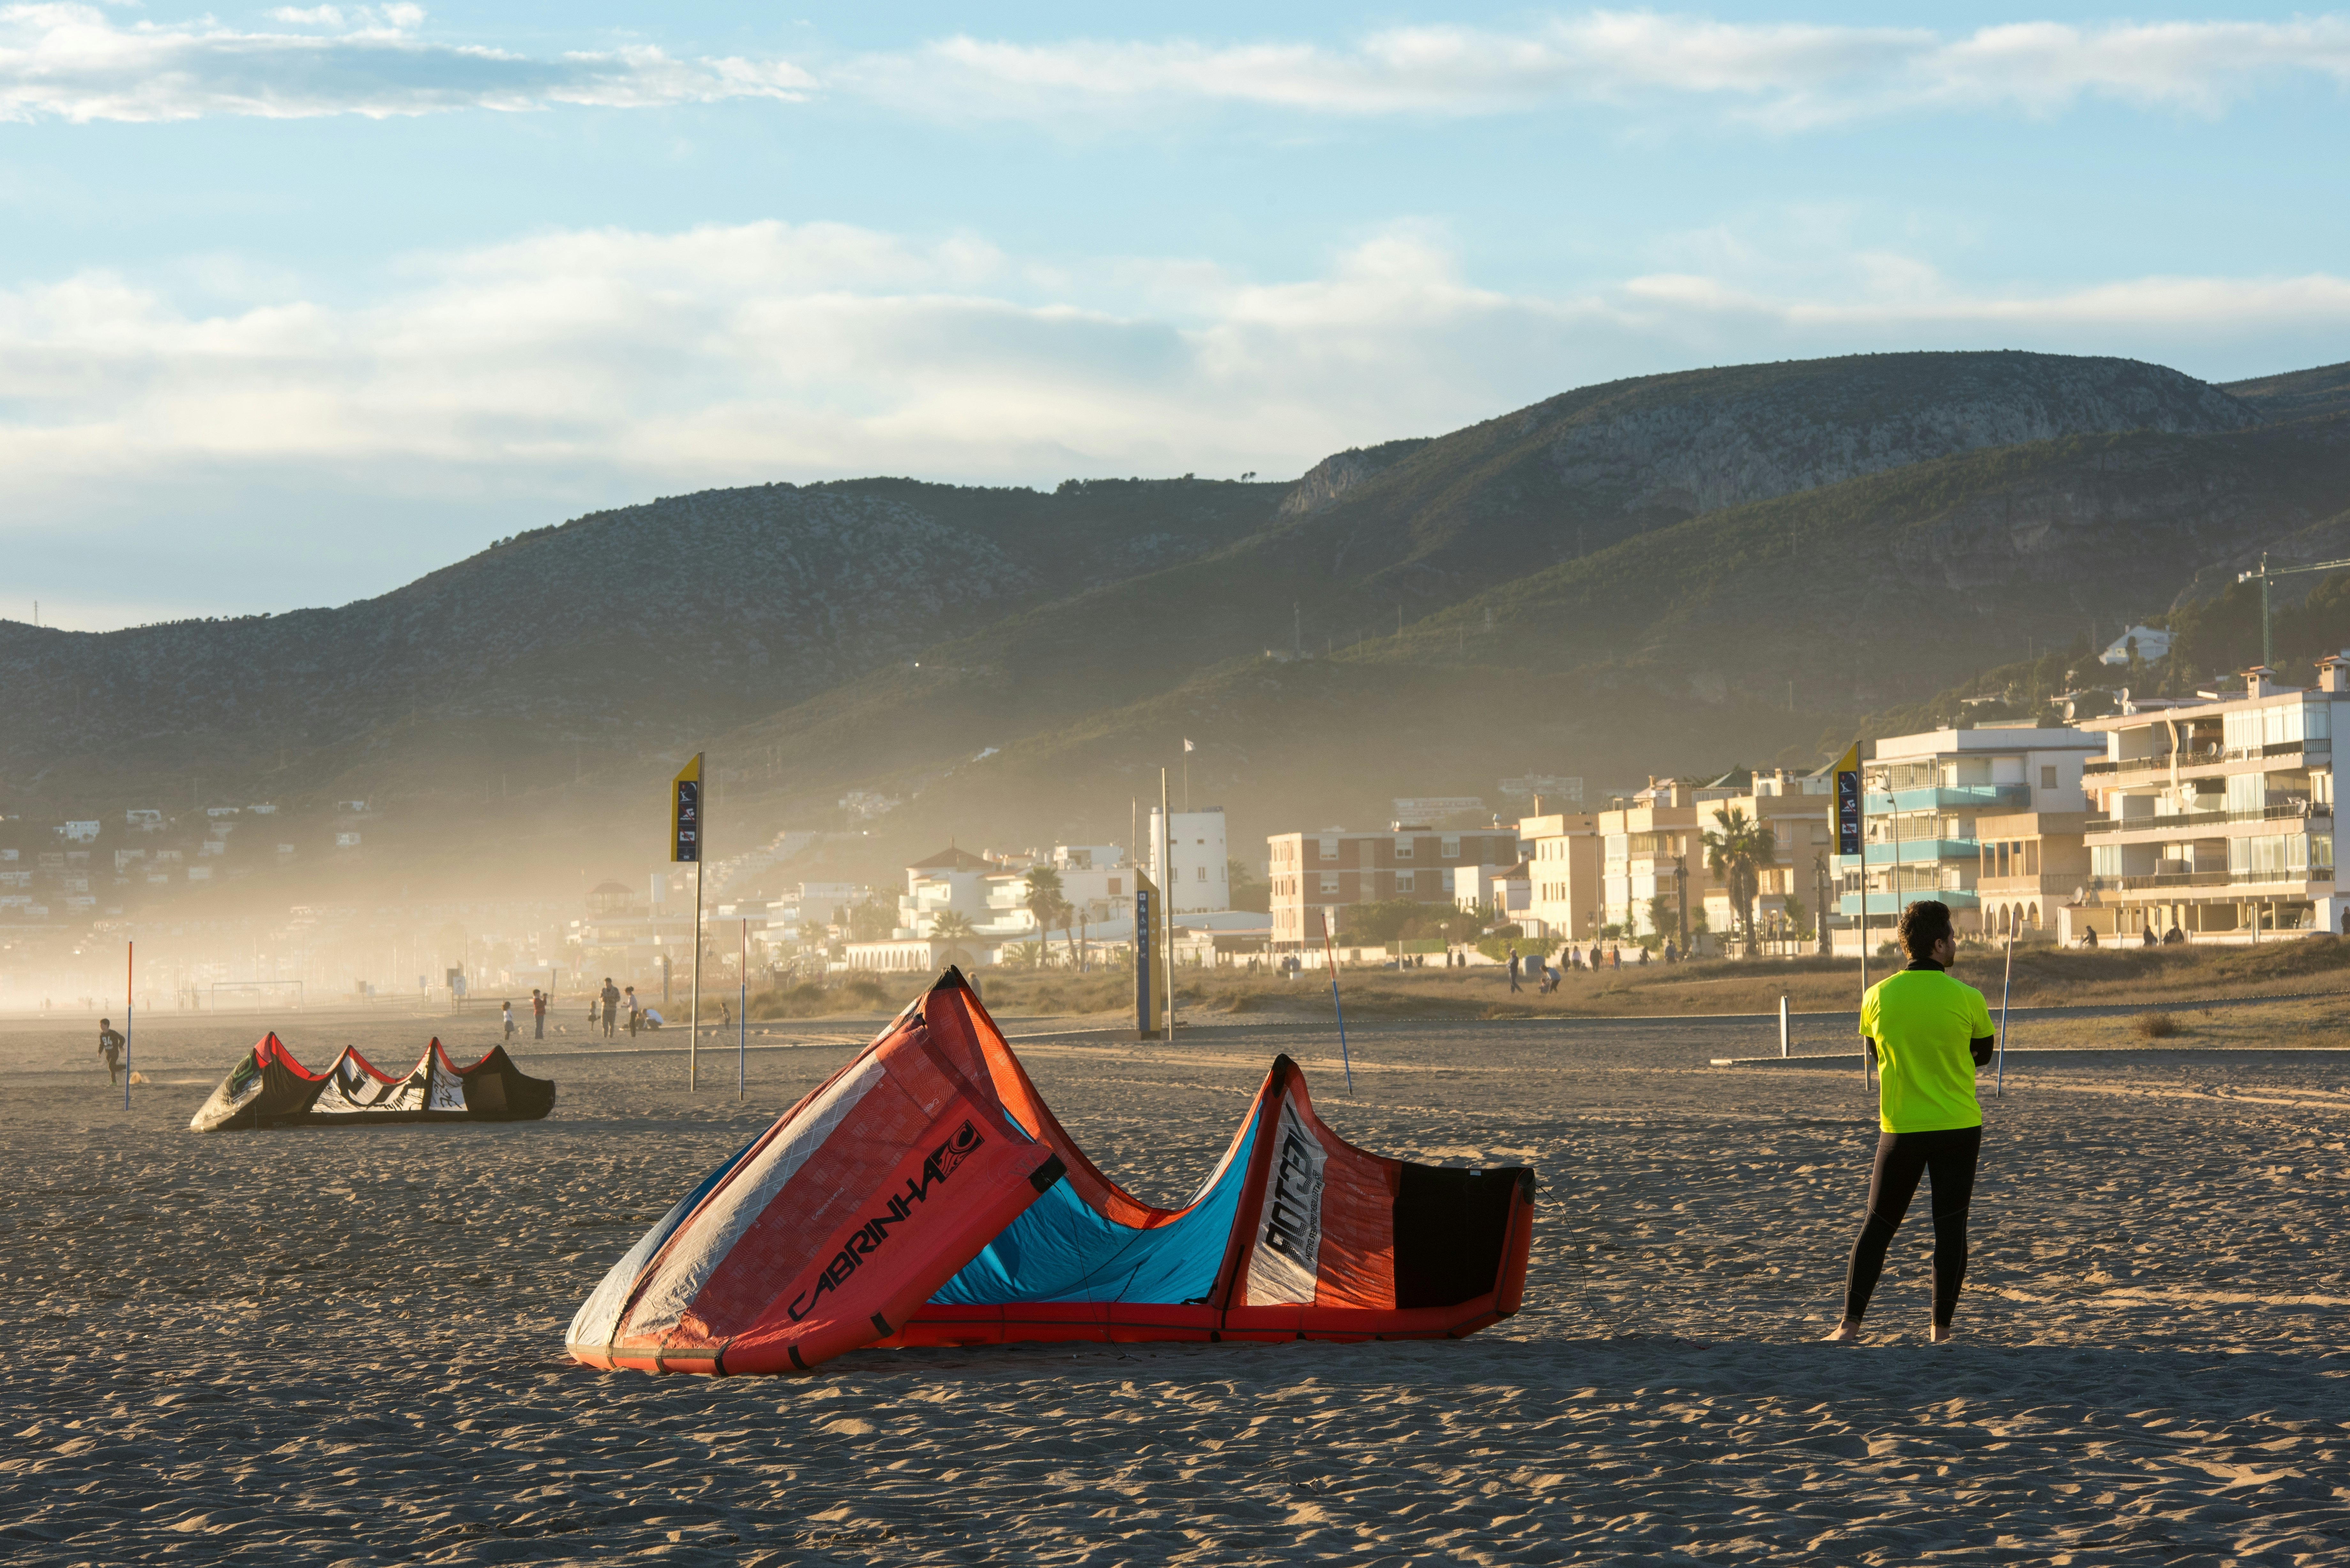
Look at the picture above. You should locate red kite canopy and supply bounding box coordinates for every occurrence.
[568,969,1533,1375]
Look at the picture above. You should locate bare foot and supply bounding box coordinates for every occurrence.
[1822,1319,1864,1343]
[1929,1323,1954,1344]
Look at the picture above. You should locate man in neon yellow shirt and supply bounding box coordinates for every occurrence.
[1827,899,1995,1344]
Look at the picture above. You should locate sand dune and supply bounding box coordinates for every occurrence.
[3,1010,2345,1563]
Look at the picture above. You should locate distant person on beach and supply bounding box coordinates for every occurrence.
[2164,924,2185,946]
[624,985,641,1037]
[600,978,621,1039]
[1828,899,1995,1346]
[532,989,547,1039]
[501,1001,517,1041]
[97,1019,125,1085]
[1506,948,1521,994]
[2081,927,2099,949]
[2141,924,2157,947]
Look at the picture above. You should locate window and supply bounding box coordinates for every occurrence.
[1440,836,1459,858]
[1196,865,1207,881]
[1318,837,1338,860]
[2040,765,2058,789]
[1395,839,1414,859]
[1395,871,1416,892]
[1109,877,1121,895]
[2091,845,2123,877]
[1319,873,1340,894]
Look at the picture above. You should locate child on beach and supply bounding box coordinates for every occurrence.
[97,1019,125,1085]
[1828,898,1995,1346]
[501,1001,517,1041]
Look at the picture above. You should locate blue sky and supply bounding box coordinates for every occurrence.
[6,2,2349,628]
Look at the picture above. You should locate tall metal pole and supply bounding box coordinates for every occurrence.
[1160,768,1174,1041]
[123,941,133,1112]
[738,917,747,1104]
[690,859,703,1089]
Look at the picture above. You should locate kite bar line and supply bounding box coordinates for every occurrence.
[1997,926,2014,1098]
[124,940,133,1113]
[1318,911,1353,1094]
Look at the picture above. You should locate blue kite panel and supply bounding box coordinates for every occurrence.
[928,1124,1256,1305]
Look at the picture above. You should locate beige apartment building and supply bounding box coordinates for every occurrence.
[1519,812,1601,941]
[1599,768,1833,943]
[1973,810,2092,938]
[2073,661,2344,941]
[1267,824,1522,952]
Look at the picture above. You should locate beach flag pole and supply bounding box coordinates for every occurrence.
[1319,909,1353,1094]
[1996,925,2015,1098]
[124,940,133,1112]
[737,918,747,1104]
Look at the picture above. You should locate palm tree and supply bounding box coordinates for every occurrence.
[930,910,978,970]
[1702,806,1777,957]
[1004,940,1044,970]
[1025,865,1080,968]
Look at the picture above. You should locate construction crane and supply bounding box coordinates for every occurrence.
[2237,552,2350,669]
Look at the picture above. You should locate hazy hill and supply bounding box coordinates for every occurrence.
[4,347,2327,901]
[705,411,2350,867]
[0,477,1284,814]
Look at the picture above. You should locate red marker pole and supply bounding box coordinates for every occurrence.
[124,941,133,1112]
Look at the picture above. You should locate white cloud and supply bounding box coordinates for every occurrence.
[845,12,2350,127]
[0,2,811,122]
[4,219,2348,513]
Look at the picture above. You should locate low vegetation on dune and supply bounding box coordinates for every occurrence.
[736,936,2350,1025]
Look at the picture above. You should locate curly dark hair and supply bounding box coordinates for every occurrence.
[1897,899,1954,961]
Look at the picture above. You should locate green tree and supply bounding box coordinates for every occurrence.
[931,910,978,969]
[1227,857,1270,913]
[1702,806,1777,958]
[848,895,896,942]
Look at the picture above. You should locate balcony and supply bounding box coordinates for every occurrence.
[1838,841,1981,867]
[2086,868,2333,893]
[1863,784,2032,812]
[2083,739,2329,777]
[2084,804,2331,835]
[1838,891,1980,915]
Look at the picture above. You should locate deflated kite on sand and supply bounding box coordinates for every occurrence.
[567,968,1534,1376]
[189,1033,557,1132]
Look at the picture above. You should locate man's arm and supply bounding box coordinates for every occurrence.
[1970,1035,1995,1068]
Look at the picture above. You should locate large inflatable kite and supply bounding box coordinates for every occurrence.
[189,1033,556,1131]
[568,968,1534,1375]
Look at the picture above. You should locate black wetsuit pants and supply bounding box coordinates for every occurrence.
[1842,1125,1981,1326]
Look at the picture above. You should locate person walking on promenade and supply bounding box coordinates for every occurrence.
[97,1018,125,1085]
[531,988,547,1040]
[1827,899,1995,1346]
[600,978,621,1040]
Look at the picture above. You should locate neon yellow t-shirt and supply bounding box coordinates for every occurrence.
[1858,966,1991,1133]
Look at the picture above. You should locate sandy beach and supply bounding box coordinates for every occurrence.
[4,1003,2347,1564]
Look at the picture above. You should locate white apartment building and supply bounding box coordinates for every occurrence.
[1148,807,1229,915]
[2075,661,2346,941]
[1836,726,2100,944]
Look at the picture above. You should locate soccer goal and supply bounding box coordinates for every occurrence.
[209,980,305,1011]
